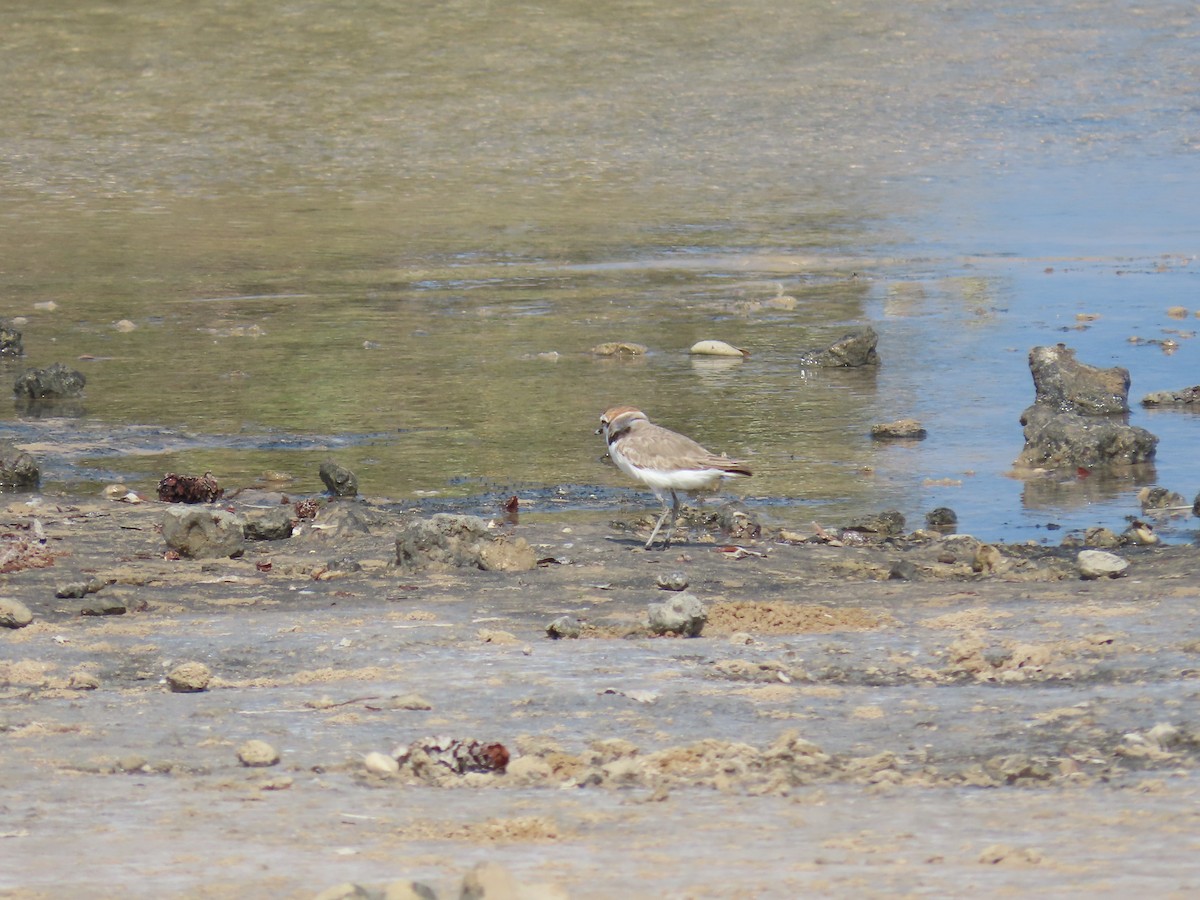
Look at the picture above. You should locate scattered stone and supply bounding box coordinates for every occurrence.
[1138,486,1187,512]
[162,507,245,559]
[845,510,906,538]
[871,418,927,440]
[55,578,107,599]
[1027,344,1130,414]
[157,472,223,503]
[0,319,22,356]
[319,459,358,497]
[972,544,1003,574]
[166,661,212,693]
[395,514,535,573]
[364,751,400,777]
[925,507,958,531]
[79,599,126,617]
[1166,306,1190,319]
[1141,385,1200,407]
[241,507,295,541]
[0,443,39,491]
[0,596,33,628]
[68,670,101,690]
[237,739,280,767]
[889,559,917,581]
[689,340,748,357]
[1077,549,1129,579]
[591,341,647,356]
[546,615,583,639]
[655,572,689,591]
[13,362,86,399]
[1083,527,1122,548]
[647,591,707,637]
[797,325,880,367]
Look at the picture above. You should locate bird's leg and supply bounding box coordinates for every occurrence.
[645,493,674,550]
[659,490,682,549]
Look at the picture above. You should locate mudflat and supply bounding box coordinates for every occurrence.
[2,493,1198,898]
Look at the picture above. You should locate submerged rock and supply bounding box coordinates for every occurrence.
[395,514,535,572]
[797,326,880,367]
[871,418,927,440]
[319,459,358,497]
[1016,403,1158,469]
[13,362,86,399]
[925,507,958,532]
[0,319,23,356]
[0,443,39,491]
[1141,385,1200,407]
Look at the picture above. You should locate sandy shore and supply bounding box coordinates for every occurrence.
[2,493,1199,898]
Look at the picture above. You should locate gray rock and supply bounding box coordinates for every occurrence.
[546,615,582,639]
[1077,549,1129,579]
[0,442,39,491]
[648,591,707,637]
[236,739,280,767]
[797,326,880,367]
[655,572,689,591]
[871,418,927,440]
[1083,527,1122,549]
[395,514,535,573]
[242,507,294,541]
[1138,486,1186,511]
[162,507,245,559]
[1028,344,1130,414]
[319,459,358,497]
[0,597,33,629]
[1016,403,1158,469]
[1141,385,1200,407]
[79,599,126,617]
[0,319,22,356]
[13,362,86,399]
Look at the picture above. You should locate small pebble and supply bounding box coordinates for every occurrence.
[364,751,400,776]
[655,572,689,591]
[237,739,280,768]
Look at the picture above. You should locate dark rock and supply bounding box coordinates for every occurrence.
[242,507,294,541]
[797,326,880,367]
[871,418,927,440]
[319,459,358,497]
[162,507,245,559]
[1141,385,1200,407]
[889,560,918,581]
[647,591,707,636]
[925,507,958,531]
[1194,493,1200,517]
[80,599,127,616]
[13,362,86,399]
[1028,344,1130,414]
[395,514,535,572]
[0,320,22,357]
[1016,403,1158,469]
[0,442,39,491]
[157,472,223,503]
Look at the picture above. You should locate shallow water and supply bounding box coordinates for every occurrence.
[2,0,1198,543]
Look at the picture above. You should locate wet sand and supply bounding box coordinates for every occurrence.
[2,492,1199,898]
